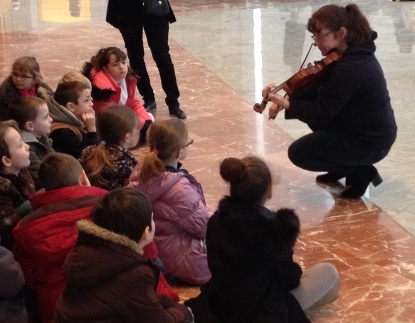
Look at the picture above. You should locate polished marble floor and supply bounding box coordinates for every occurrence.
[1,0,415,321]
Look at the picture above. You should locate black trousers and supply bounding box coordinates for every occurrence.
[120,15,180,108]
[288,128,391,175]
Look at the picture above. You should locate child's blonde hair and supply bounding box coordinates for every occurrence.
[58,71,92,89]
[12,57,43,84]
[139,118,188,183]
[80,105,138,188]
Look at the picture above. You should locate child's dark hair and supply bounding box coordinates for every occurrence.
[9,96,46,130]
[0,120,19,166]
[54,81,89,107]
[93,187,153,242]
[139,117,188,183]
[220,156,272,204]
[38,152,84,190]
[307,4,372,46]
[81,105,138,188]
[12,56,43,84]
[90,47,128,71]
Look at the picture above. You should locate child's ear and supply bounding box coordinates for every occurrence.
[177,147,185,160]
[266,185,273,200]
[1,156,11,168]
[121,132,132,148]
[79,170,90,186]
[66,102,75,113]
[24,121,34,132]
[140,226,152,245]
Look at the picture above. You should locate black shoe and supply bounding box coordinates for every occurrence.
[169,106,187,119]
[341,165,383,199]
[144,101,157,112]
[316,172,346,184]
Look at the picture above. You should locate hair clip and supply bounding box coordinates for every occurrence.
[100,140,106,146]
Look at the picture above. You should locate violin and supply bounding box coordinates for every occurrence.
[253,50,342,119]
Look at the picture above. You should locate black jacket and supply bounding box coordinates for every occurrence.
[185,196,310,323]
[286,32,397,151]
[106,0,176,33]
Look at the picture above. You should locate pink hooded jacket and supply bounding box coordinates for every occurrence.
[87,66,152,129]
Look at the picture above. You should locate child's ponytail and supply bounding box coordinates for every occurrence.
[139,150,165,183]
[81,142,113,188]
[139,118,188,183]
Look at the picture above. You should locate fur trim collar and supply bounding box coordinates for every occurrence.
[76,219,144,255]
[82,62,115,102]
[0,175,11,191]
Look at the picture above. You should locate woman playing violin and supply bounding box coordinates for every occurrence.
[263,4,397,198]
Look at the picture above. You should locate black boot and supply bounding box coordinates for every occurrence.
[341,165,383,198]
[316,172,346,184]
[169,105,187,119]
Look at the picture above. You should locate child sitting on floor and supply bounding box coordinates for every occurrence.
[0,120,35,249]
[82,47,153,145]
[0,240,30,322]
[79,104,139,190]
[51,81,98,158]
[127,117,211,285]
[0,56,54,121]
[12,152,107,323]
[8,96,53,189]
[53,188,194,323]
[185,156,340,323]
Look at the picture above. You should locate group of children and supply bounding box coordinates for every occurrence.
[0,49,340,323]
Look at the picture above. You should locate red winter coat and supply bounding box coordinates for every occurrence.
[12,186,107,323]
[13,186,177,323]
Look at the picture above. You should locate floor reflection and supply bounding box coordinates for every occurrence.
[1,0,415,321]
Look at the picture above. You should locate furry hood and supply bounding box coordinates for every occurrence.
[0,174,11,192]
[215,196,300,249]
[63,219,147,288]
[0,76,53,107]
[76,219,143,255]
[82,62,116,102]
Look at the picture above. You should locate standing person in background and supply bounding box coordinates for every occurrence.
[263,4,397,198]
[106,0,187,119]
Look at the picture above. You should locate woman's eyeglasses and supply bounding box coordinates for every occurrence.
[310,31,333,41]
[11,72,33,79]
[184,139,193,147]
